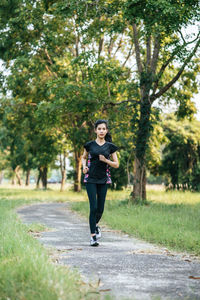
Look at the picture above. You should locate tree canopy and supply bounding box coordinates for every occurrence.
[0,0,199,195]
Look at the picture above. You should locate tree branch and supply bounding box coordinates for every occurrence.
[146,35,151,70]
[3,102,37,107]
[73,17,80,58]
[67,46,76,57]
[44,49,58,78]
[150,35,160,74]
[106,99,139,106]
[122,42,134,67]
[108,36,114,56]
[178,30,186,44]
[152,33,200,94]
[59,154,63,172]
[75,33,79,57]
[132,23,143,74]
[45,65,58,78]
[98,37,104,58]
[45,64,52,75]
[150,37,200,102]
[113,35,123,57]
[44,48,53,65]
[106,77,111,98]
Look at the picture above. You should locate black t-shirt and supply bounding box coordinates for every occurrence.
[84,140,118,184]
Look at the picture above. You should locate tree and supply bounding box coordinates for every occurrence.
[122,0,200,201]
[0,1,75,189]
[161,115,200,191]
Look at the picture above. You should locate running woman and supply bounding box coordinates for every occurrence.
[82,119,119,246]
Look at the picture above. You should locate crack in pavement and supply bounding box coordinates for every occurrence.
[17,202,200,300]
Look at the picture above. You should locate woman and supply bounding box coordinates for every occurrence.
[82,119,119,246]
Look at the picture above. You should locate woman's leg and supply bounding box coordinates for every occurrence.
[96,184,108,225]
[86,183,97,234]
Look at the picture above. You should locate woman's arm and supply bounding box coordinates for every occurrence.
[99,152,119,168]
[82,149,89,174]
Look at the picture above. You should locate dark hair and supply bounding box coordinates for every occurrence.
[94,119,112,142]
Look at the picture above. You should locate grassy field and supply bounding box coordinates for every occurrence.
[0,187,101,300]
[71,187,200,256]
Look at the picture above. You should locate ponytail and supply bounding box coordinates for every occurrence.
[105,132,112,142]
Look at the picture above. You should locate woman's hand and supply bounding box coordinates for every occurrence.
[99,155,107,163]
[83,166,89,174]
[99,152,119,168]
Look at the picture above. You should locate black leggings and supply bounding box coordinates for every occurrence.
[86,183,108,234]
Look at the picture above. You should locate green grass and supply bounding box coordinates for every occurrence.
[72,188,200,256]
[27,222,51,233]
[0,187,100,300]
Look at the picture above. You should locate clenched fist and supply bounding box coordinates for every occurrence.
[83,166,89,174]
[99,155,107,163]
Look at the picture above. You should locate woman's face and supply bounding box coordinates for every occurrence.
[95,123,108,139]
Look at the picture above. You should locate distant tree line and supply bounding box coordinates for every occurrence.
[1,109,200,192]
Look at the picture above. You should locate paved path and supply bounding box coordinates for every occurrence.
[17,202,200,300]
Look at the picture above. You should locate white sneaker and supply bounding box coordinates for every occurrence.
[90,235,99,247]
[95,226,101,239]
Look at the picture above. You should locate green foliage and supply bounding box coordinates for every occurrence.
[124,0,199,34]
[161,115,200,191]
[0,148,9,171]
[190,162,200,191]
[110,150,129,190]
[146,110,167,175]
[146,174,164,185]
[0,96,59,175]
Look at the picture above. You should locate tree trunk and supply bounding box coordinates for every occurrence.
[25,169,30,186]
[60,170,66,192]
[40,166,48,189]
[36,168,41,189]
[133,156,147,200]
[60,152,66,192]
[74,151,82,192]
[0,170,4,184]
[132,93,151,202]
[142,166,147,200]
[127,154,131,186]
[127,161,131,186]
[11,174,16,185]
[14,166,22,186]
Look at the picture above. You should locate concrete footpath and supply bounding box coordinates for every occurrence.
[17,202,200,300]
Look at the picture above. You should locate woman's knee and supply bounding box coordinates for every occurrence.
[97,207,104,215]
[90,207,97,216]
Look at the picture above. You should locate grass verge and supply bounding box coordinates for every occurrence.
[71,188,200,256]
[0,187,100,300]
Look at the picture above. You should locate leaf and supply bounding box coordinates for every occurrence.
[189,276,200,280]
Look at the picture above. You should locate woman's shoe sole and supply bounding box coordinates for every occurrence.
[90,242,99,247]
